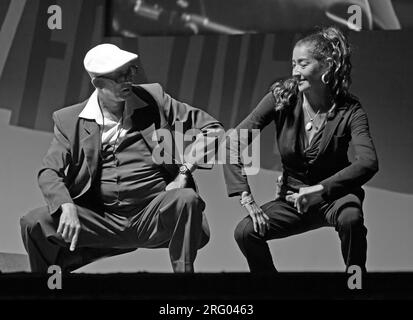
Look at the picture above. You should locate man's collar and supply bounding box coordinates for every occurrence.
[79,90,103,125]
[124,90,148,118]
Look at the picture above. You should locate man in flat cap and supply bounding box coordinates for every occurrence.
[20,43,224,273]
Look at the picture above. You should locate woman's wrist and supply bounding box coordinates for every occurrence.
[240,191,251,198]
[240,192,255,206]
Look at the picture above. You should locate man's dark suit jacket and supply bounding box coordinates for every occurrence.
[224,92,379,202]
[38,83,223,216]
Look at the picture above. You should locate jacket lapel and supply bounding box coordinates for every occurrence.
[80,119,101,180]
[313,107,346,163]
[288,93,304,156]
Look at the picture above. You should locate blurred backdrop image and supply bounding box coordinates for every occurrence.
[108,0,411,36]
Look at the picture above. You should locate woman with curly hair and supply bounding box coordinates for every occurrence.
[224,26,378,272]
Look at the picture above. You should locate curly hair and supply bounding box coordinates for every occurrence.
[271,26,353,112]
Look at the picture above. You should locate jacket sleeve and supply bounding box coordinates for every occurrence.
[37,112,74,214]
[154,84,225,169]
[319,104,379,201]
[223,92,276,197]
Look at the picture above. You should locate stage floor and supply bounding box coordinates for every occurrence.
[1,272,412,300]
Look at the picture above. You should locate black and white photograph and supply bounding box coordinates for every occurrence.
[0,0,413,313]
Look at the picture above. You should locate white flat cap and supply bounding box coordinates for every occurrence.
[83,43,138,77]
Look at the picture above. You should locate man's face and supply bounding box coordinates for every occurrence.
[95,64,138,101]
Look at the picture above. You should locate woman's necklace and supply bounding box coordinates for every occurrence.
[304,104,321,131]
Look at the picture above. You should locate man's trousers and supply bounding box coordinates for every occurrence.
[20,188,209,273]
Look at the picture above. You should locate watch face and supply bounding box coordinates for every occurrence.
[179,166,188,174]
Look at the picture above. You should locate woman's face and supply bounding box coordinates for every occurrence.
[292,43,329,93]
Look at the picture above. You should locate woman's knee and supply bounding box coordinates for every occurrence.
[234,218,256,244]
[337,206,364,230]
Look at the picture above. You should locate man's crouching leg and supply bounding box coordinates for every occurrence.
[20,207,61,272]
[20,206,137,273]
[160,188,206,273]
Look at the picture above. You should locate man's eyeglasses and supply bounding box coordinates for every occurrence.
[96,65,138,83]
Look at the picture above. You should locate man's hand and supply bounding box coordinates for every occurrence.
[285,184,324,214]
[165,173,189,191]
[241,192,270,237]
[57,203,81,252]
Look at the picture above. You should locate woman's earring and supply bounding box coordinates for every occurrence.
[321,72,330,84]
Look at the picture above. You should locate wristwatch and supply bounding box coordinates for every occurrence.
[179,164,191,176]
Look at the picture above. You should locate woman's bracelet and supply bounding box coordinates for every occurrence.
[240,195,255,207]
